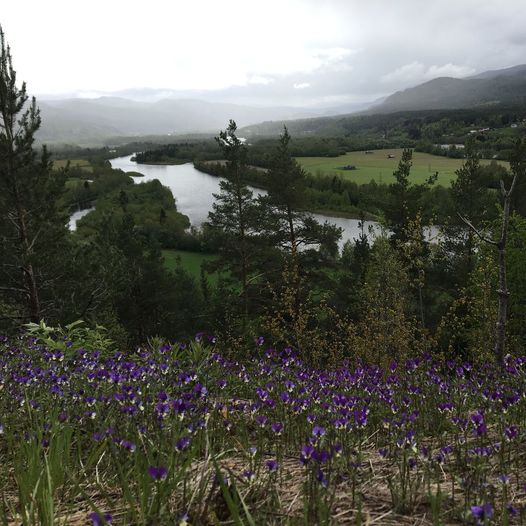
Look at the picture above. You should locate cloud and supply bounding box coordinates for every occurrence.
[247,75,274,85]
[312,47,356,64]
[381,61,475,86]
[381,62,426,84]
[293,83,311,89]
[425,63,476,79]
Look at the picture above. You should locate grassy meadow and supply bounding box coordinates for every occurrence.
[296,149,509,186]
[52,159,93,172]
[162,249,222,285]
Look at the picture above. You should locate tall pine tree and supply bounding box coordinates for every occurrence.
[0,26,67,323]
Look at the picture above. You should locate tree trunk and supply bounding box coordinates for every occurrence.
[494,177,515,363]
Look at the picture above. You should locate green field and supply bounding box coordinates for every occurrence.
[53,159,93,172]
[296,149,509,186]
[162,249,222,285]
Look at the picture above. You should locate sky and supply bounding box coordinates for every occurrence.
[2,0,526,107]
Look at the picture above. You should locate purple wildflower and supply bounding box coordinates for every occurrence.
[148,466,168,481]
[470,503,493,525]
[242,469,255,481]
[271,422,284,435]
[505,425,518,441]
[88,512,113,525]
[266,459,278,472]
[312,425,326,439]
[176,436,191,452]
[120,440,136,452]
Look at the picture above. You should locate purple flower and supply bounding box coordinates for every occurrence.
[316,469,328,488]
[312,425,326,439]
[313,449,331,464]
[474,423,487,437]
[148,466,168,481]
[242,469,255,481]
[89,512,113,525]
[300,444,315,465]
[505,425,518,441]
[120,440,136,453]
[332,443,343,457]
[255,336,265,346]
[471,411,484,426]
[176,436,191,452]
[266,459,278,472]
[271,422,284,435]
[255,415,267,427]
[470,503,493,525]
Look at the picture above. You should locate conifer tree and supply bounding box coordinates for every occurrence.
[206,120,262,325]
[0,26,67,323]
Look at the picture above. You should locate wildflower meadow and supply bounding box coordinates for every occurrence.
[1,323,526,525]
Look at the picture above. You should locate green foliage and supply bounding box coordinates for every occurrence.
[347,236,427,365]
[24,320,115,356]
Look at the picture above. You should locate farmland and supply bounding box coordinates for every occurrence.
[296,149,509,186]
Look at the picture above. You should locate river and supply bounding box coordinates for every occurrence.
[68,207,94,231]
[108,155,384,248]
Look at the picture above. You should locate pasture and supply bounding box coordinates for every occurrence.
[296,149,509,186]
[52,159,93,172]
[162,249,222,285]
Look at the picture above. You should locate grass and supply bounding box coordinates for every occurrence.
[53,159,93,172]
[65,177,83,189]
[296,149,510,186]
[162,249,222,285]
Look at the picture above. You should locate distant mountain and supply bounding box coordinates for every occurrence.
[369,64,526,113]
[468,64,526,80]
[35,97,322,145]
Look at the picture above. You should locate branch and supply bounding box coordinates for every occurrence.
[457,213,498,246]
[500,174,518,198]
[0,286,27,293]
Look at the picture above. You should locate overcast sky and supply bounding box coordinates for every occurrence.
[2,0,526,107]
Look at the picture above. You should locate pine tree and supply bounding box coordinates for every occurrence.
[206,120,262,325]
[263,126,341,257]
[0,26,67,323]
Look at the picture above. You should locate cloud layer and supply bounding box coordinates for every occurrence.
[1,0,525,107]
